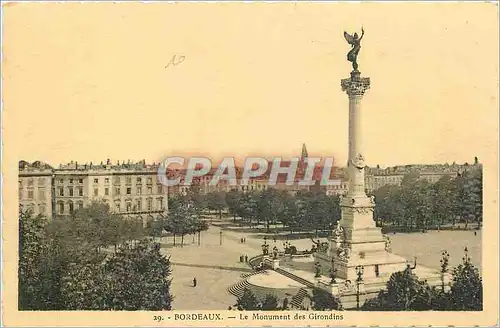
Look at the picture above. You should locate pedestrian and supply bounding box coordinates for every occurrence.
[474,231,477,236]
[241,238,243,243]
[245,255,248,263]
[193,277,197,287]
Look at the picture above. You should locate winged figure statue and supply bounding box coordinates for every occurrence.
[344,27,364,71]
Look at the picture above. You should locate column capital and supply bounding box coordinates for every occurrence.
[341,71,370,96]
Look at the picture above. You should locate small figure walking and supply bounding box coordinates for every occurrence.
[245,255,248,263]
[193,277,197,287]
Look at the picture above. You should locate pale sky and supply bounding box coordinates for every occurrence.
[3,2,498,168]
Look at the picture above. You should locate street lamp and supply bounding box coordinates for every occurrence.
[355,265,364,310]
[463,246,470,264]
[440,250,450,292]
[330,258,337,284]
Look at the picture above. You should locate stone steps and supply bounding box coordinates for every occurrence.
[275,268,315,288]
[290,287,312,309]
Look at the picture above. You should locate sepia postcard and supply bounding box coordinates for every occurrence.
[1,1,499,327]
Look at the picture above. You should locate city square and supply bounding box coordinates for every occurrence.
[8,4,494,328]
[162,218,481,310]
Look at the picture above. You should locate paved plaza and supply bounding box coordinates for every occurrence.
[161,219,482,310]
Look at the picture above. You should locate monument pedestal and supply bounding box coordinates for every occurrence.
[313,69,407,284]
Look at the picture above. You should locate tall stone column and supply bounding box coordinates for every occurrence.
[342,71,371,198]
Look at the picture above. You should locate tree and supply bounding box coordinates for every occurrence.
[449,249,483,310]
[310,288,343,310]
[105,239,173,310]
[432,176,458,230]
[207,191,227,219]
[164,202,191,247]
[235,288,261,310]
[261,294,280,310]
[258,189,285,233]
[59,257,109,310]
[362,266,435,311]
[225,190,242,223]
[18,211,59,310]
[145,218,165,241]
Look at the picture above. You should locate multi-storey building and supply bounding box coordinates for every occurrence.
[19,160,168,224]
[18,161,54,217]
[364,162,480,193]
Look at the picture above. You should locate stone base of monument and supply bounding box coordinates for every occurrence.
[314,251,409,282]
[262,256,280,269]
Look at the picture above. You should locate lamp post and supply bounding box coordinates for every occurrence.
[440,250,450,292]
[330,258,337,284]
[355,265,364,310]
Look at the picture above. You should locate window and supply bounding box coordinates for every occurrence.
[157,198,164,210]
[136,177,142,184]
[157,185,163,194]
[58,202,64,214]
[105,178,110,183]
[78,187,83,196]
[115,203,121,212]
[28,178,34,186]
[38,189,45,199]
[59,179,64,184]
[126,202,132,212]
[69,202,74,213]
[38,178,45,186]
[115,187,120,195]
[147,177,153,184]
[137,199,142,211]
[104,188,109,196]
[27,190,34,199]
[79,178,84,184]
[126,177,132,184]
[127,187,131,195]
[59,187,64,196]
[147,198,152,211]
[69,179,73,184]
[94,178,99,183]
[147,187,152,194]
[78,202,84,210]
[137,187,142,195]
[114,177,121,184]
[69,187,74,197]
[94,188,99,196]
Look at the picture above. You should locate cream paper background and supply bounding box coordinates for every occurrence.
[2,2,498,326]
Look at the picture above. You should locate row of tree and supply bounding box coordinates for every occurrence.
[179,166,482,236]
[19,202,173,310]
[372,168,483,231]
[233,250,482,311]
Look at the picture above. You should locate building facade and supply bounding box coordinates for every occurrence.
[19,161,54,218]
[19,160,168,223]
